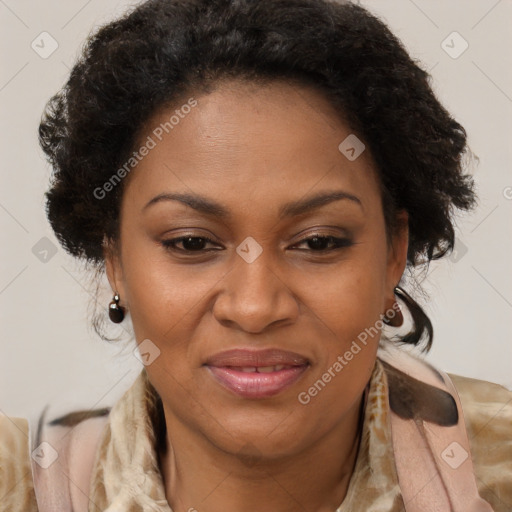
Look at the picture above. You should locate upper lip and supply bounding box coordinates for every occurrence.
[204,348,310,368]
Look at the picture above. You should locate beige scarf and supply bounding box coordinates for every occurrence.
[29,344,504,511]
[87,368,172,511]
[85,358,404,511]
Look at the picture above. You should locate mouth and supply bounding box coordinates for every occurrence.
[205,365,309,398]
[203,348,311,399]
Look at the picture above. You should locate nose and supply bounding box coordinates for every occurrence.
[212,249,300,334]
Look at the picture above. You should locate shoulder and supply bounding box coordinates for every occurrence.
[449,373,512,511]
[0,415,38,511]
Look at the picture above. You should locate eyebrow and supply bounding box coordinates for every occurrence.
[142,190,363,219]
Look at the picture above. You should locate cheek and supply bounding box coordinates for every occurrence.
[116,217,389,454]
[292,254,387,430]
[121,223,389,334]
[301,269,384,394]
[305,240,388,333]
[117,232,198,339]
[294,241,389,405]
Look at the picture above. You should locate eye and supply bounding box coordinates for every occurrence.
[292,234,353,252]
[161,233,354,255]
[161,235,221,253]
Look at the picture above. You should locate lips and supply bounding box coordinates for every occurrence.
[204,348,310,368]
[204,348,310,399]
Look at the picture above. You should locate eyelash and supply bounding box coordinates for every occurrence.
[160,234,354,254]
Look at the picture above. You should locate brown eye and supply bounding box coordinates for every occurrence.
[161,236,219,252]
[161,234,353,255]
[294,235,353,252]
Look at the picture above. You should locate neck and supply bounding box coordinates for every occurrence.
[158,388,367,512]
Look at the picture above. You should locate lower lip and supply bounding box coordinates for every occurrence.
[206,365,309,399]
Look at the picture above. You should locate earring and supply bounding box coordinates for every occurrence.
[108,292,125,323]
[383,286,404,327]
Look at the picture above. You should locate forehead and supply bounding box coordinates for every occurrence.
[121,79,382,217]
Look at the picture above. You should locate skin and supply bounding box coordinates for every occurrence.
[105,78,408,512]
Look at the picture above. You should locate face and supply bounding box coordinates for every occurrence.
[105,79,408,460]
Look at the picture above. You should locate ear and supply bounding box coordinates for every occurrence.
[103,238,127,305]
[385,210,409,308]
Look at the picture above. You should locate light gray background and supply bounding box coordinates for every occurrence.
[1,0,511,423]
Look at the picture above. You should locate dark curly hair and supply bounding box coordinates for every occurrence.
[38,0,476,350]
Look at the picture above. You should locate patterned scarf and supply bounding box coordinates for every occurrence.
[87,358,406,511]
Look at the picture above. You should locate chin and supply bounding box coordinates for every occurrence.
[208,424,306,463]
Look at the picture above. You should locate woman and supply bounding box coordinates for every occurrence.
[1,0,510,510]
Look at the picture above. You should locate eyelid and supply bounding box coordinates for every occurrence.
[161,235,221,252]
[161,231,354,255]
[290,225,352,242]
[294,228,348,239]
[161,228,348,243]
[290,234,354,250]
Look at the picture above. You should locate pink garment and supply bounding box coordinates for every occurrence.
[1,344,511,511]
